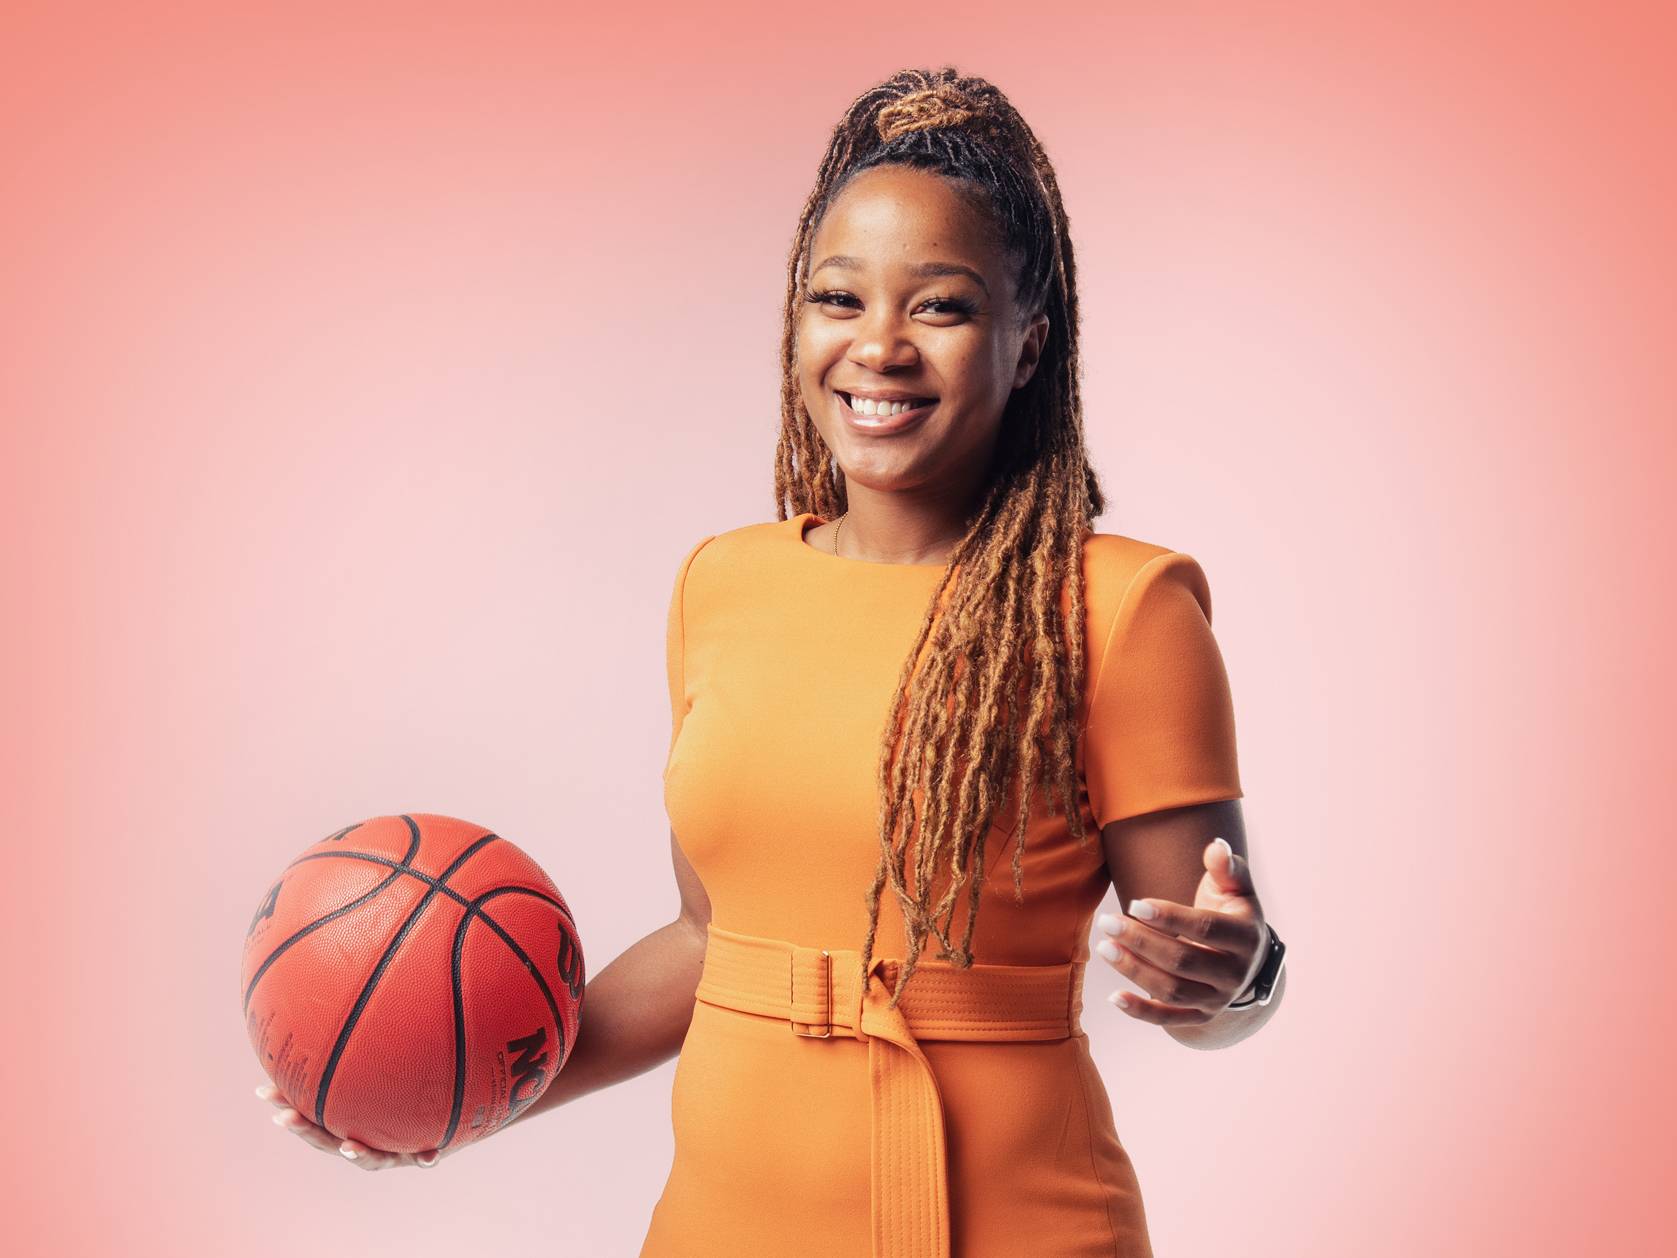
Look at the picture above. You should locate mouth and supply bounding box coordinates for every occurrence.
[835,390,939,432]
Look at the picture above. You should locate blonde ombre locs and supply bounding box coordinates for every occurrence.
[773,67,1109,1008]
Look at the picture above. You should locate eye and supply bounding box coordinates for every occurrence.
[803,287,859,310]
[802,288,978,318]
[920,296,978,316]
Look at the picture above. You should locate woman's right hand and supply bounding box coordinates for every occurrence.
[256,1083,447,1171]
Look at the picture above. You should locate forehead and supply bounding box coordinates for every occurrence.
[809,166,1001,274]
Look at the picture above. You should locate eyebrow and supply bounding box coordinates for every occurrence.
[811,254,990,295]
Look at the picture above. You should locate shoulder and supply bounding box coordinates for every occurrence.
[667,516,792,603]
[1078,530,1213,630]
[1080,530,1174,587]
[671,517,785,570]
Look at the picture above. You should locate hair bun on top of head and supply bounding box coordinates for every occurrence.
[874,84,985,142]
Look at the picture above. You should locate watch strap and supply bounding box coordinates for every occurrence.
[1227,923,1284,1009]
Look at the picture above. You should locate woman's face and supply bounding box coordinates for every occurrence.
[795,164,1049,500]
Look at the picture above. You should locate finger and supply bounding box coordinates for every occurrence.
[1209,836,1254,893]
[272,1106,343,1156]
[1106,987,1214,1027]
[337,1138,407,1171]
[1119,897,1259,952]
[1098,912,1245,989]
[255,1083,292,1110]
[1095,929,1222,1013]
[1209,836,1241,886]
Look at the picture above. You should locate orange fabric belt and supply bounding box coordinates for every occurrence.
[694,923,1087,1258]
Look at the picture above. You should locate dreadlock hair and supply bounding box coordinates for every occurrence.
[772,66,1110,1010]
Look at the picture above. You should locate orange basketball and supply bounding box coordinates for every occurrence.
[241,814,585,1154]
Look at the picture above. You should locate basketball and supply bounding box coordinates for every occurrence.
[241,814,585,1154]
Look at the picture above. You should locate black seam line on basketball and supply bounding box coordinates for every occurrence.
[242,830,424,1014]
[287,850,574,926]
[311,833,501,1128]
[286,814,401,871]
[438,888,571,1150]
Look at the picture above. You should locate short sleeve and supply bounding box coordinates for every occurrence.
[1083,551,1243,828]
[663,535,715,779]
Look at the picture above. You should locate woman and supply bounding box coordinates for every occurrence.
[259,65,1286,1258]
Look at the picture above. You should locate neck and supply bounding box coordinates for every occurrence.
[834,482,979,565]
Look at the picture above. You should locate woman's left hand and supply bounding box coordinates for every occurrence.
[1095,836,1268,1026]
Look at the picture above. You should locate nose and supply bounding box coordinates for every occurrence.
[847,308,921,374]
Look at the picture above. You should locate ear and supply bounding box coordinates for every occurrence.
[1012,312,1051,389]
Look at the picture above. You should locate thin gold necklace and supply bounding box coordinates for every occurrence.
[831,511,963,562]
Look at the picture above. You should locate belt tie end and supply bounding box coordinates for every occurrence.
[860,958,951,1258]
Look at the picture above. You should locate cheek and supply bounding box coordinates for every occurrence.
[935,346,1011,434]
[937,335,996,384]
[795,319,844,374]
[936,355,990,410]
[792,326,833,417]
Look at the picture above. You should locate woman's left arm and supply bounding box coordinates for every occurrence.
[1095,797,1285,1050]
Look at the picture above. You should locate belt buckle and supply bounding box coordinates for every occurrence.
[790,947,832,1038]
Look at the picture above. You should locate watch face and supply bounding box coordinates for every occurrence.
[1256,933,1284,997]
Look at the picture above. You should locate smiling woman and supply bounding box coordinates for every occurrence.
[633,66,1276,1258]
[792,162,1049,540]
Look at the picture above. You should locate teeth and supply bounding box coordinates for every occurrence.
[842,393,932,417]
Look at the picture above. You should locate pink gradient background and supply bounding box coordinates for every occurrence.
[4,2,1671,1254]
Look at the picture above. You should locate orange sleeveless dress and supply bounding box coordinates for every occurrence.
[639,512,1243,1258]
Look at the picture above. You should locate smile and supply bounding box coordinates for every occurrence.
[836,391,938,433]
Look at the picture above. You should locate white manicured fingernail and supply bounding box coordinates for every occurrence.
[254,1084,273,1100]
[1096,938,1120,963]
[417,1152,438,1167]
[1215,837,1233,862]
[1127,900,1157,919]
[1097,913,1120,936]
[340,1145,358,1160]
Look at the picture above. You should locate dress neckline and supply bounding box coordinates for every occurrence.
[790,512,951,572]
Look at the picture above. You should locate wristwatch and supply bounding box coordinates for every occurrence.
[1227,923,1285,1009]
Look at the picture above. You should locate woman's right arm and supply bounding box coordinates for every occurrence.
[503,825,711,1126]
[258,825,712,1169]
